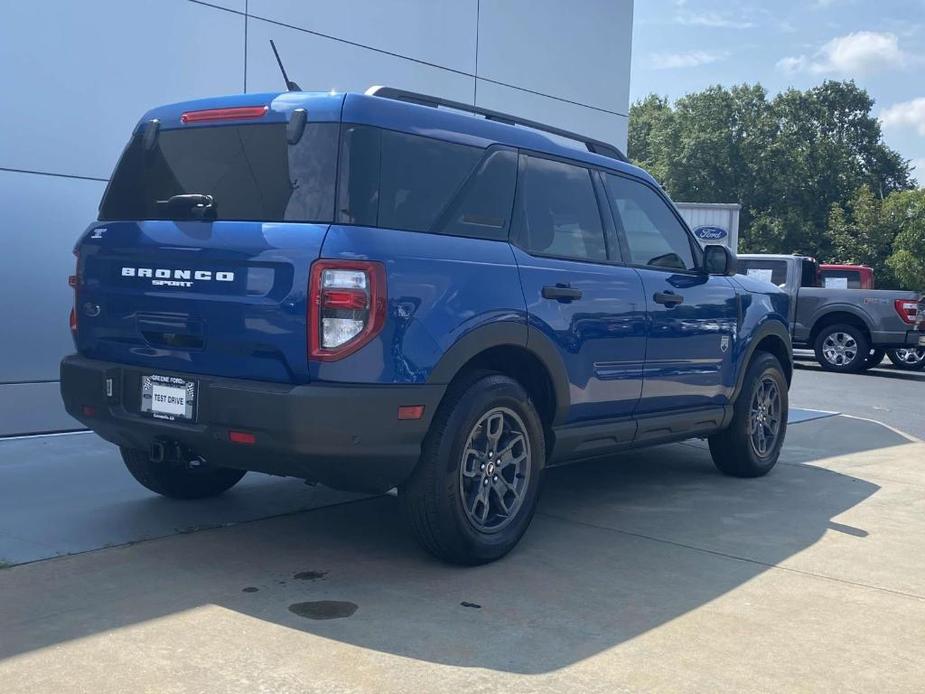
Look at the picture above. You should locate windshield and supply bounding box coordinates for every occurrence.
[99,122,338,222]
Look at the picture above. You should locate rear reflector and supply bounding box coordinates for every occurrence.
[180,106,269,124]
[81,405,96,417]
[229,430,256,445]
[69,307,77,334]
[397,405,425,421]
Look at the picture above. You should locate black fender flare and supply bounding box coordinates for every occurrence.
[732,320,792,402]
[808,305,874,340]
[427,321,571,425]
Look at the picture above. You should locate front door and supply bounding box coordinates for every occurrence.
[512,154,647,424]
[601,172,738,415]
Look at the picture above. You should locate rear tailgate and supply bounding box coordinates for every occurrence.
[75,220,324,382]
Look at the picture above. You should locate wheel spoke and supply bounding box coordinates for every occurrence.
[485,412,504,452]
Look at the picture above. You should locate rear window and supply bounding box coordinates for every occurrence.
[821,270,861,289]
[738,259,788,287]
[99,123,338,222]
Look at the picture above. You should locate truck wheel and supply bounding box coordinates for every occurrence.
[887,348,925,371]
[709,352,788,478]
[120,447,246,499]
[399,373,545,565]
[814,324,869,373]
[860,348,886,371]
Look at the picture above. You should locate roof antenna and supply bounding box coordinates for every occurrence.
[270,40,301,91]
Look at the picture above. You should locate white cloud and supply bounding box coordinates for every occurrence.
[777,31,911,75]
[647,50,729,70]
[675,10,756,29]
[881,98,925,136]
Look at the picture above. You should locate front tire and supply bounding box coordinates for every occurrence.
[709,352,788,478]
[399,374,545,565]
[120,447,246,499]
[814,324,869,373]
[887,348,925,371]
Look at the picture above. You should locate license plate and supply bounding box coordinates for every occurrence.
[141,374,197,422]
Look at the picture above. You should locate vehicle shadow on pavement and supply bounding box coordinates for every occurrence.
[793,359,925,383]
[0,416,896,674]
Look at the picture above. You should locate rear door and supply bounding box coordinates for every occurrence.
[76,117,340,383]
[602,172,737,416]
[512,154,647,425]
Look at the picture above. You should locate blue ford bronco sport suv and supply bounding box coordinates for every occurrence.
[61,87,792,564]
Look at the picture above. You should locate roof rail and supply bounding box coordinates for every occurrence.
[365,86,628,163]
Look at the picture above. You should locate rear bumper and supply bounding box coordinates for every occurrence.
[870,330,925,348]
[60,355,444,493]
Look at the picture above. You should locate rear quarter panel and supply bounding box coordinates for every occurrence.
[313,226,528,384]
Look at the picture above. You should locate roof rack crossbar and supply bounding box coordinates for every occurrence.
[365,86,628,163]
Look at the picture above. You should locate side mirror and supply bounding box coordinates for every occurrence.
[703,244,737,276]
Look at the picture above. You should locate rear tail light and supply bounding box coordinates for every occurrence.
[308,260,386,361]
[894,299,919,325]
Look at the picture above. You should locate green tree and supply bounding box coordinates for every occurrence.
[628,80,915,259]
[885,190,925,290]
[825,186,897,285]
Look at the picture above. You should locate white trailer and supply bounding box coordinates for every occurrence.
[674,202,741,252]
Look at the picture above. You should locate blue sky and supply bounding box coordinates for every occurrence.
[630,0,925,184]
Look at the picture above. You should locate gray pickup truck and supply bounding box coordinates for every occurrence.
[738,254,925,373]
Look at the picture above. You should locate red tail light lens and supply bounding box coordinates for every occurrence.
[894,299,919,325]
[308,260,386,361]
[180,105,268,124]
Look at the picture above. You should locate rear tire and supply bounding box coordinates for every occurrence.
[860,348,886,371]
[399,373,545,565]
[709,352,788,478]
[120,447,246,499]
[814,324,869,373]
[887,348,925,371]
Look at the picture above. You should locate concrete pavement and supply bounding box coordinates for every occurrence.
[1,414,923,693]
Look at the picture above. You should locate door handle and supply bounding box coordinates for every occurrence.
[653,291,683,307]
[542,284,583,302]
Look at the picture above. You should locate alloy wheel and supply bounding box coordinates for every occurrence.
[459,407,531,533]
[822,331,858,367]
[748,376,782,458]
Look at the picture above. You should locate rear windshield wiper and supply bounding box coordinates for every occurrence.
[156,194,217,220]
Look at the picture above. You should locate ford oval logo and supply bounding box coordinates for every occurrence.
[694,226,728,241]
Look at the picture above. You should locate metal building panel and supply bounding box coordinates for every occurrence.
[476,0,633,115]
[246,17,474,103]
[474,79,628,154]
[0,170,105,383]
[0,0,244,180]
[248,0,478,75]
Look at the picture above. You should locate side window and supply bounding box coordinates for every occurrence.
[336,126,483,232]
[737,259,788,287]
[512,155,607,262]
[604,173,696,271]
[435,149,517,240]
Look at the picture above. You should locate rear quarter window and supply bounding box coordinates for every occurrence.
[336,126,484,233]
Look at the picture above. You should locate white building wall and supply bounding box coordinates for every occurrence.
[0,0,634,435]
